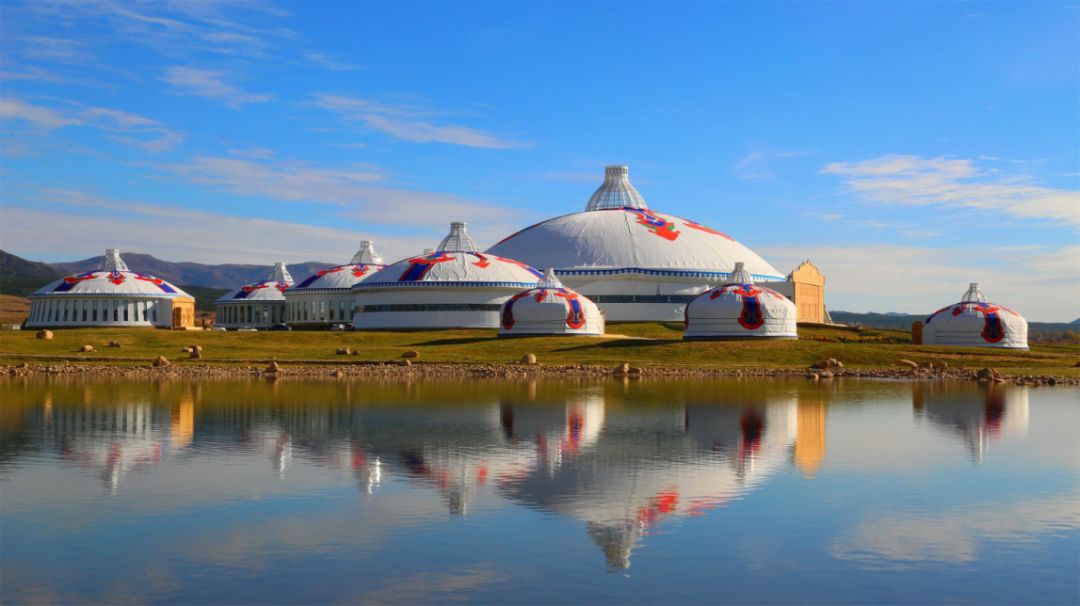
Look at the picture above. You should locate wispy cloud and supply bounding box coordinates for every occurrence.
[763,242,1080,322]
[158,155,534,242]
[822,154,1080,228]
[303,51,361,71]
[0,96,184,152]
[312,93,527,149]
[733,146,813,181]
[161,67,271,108]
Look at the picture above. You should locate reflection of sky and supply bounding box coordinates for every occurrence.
[0,379,1077,604]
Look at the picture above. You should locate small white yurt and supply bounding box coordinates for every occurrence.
[683,262,797,340]
[499,269,605,337]
[215,263,293,329]
[923,283,1028,349]
[351,222,543,329]
[285,241,386,327]
[26,249,196,329]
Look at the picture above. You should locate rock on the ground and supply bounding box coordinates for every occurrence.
[896,360,919,368]
[153,356,170,367]
[810,358,842,370]
[613,363,631,377]
[80,344,94,352]
[107,341,122,348]
[402,351,420,359]
[976,367,999,381]
[189,349,202,360]
[399,359,412,367]
[336,347,351,355]
[265,361,282,374]
[36,330,53,340]
[521,353,537,365]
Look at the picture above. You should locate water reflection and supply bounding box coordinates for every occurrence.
[914,383,1029,461]
[1,377,1075,604]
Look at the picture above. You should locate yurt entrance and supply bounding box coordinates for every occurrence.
[172,307,183,329]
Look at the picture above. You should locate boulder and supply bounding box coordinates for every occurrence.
[805,372,820,380]
[107,341,122,348]
[521,353,537,365]
[399,359,412,367]
[627,366,643,377]
[189,349,202,360]
[180,347,193,353]
[152,356,170,367]
[265,361,282,374]
[79,344,94,353]
[36,329,53,340]
[401,350,420,359]
[818,370,834,379]
[613,362,630,377]
[810,358,840,370]
[976,367,999,381]
[336,347,351,355]
[896,360,919,368]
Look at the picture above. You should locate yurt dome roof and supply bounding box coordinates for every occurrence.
[355,222,542,290]
[216,262,294,303]
[30,249,191,298]
[291,241,387,291]
[487,167,784,281]
[923,282,1027,349]
[684,262,797,338]
[500,269,604,334]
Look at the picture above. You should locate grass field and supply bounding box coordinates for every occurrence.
[1,323,1077,374]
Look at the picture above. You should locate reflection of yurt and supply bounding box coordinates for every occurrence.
[499,269,605,337]
[26,249,195,329]
[683,262,797,339]
[914,383,1029,461]
[487,166,785,322]
[497,402,796,569]
[923,283,1028,349]
[215,263,293,329]
[285,241,385,327]
[352,222,542,329]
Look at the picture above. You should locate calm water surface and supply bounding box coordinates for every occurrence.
[1,378,1077,604]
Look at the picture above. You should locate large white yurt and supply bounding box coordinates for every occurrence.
[26,249,196,329]
[214,263,293,329]
[351,222,543,329]
[487,166,786,322]
[499,269,605,337]
[683,262,797,340]
[285,241,386,327]
[923,283,1028,349]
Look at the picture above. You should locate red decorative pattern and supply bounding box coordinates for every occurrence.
[683,220,733,240]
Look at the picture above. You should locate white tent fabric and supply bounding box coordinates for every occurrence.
[216,262,294,303]
[352,223,544,329]
[499,269,605,337]
[26,249,192,328]
[285,243,387,326]
[923,283,1028,349]
[683,262,797,339]
[30,249,190,299]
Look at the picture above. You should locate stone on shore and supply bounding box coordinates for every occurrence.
[810,358,842,370]
[976,367,999,382]
[265,361,282,374]
[336,347,351,355]
[107,341,122,348]
[613,363,630,377]
[402,351,420,359]
[189,348,202,360]
[818,370,834,379]
[627,366,643,377]
[153,356,170,367]
[80,344,94,352]
[399,359,412,367]
[521,353,537,365]
[896,360,919,368]
[36,330,53,340]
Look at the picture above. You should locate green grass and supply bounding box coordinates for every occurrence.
[1,323,1077,374]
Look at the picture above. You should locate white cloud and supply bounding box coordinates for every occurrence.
[733,146,813,181]
[312,93,527,149]
[0,96,184,152]
[161,156,384,204]
[822,154,1080,228]
[161,67,271,108]
[830,493,1080,567]
[1,199,431,266]
[763,243,1080,322]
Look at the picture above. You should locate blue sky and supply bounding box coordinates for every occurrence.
[1,1,1077,320]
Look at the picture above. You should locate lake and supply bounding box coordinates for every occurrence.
[1,377,1077,604]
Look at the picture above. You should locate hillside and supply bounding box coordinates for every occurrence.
[0,251,63,297]
[831,310,1078,335]
[50,252,334,289]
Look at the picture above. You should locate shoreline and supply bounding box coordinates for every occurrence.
[2,360,1075,386]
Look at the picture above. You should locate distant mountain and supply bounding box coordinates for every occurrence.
[48,252,335,290]
[831,310,1076,334]
[0,251,63,297]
